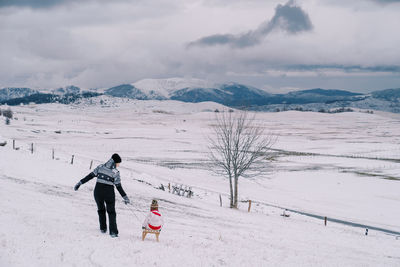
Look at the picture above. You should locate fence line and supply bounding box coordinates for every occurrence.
[248,198,400,236]
[8,138,97,170]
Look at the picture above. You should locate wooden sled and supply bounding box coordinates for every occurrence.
[142,229,160,242]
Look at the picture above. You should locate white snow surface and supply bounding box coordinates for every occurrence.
[1,100,400,266]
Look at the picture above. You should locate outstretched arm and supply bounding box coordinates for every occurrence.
[83,165,100,184]
[80,172,96,184]
[74,166,99,191]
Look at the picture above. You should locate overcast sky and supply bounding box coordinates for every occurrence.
[0,0,399,93]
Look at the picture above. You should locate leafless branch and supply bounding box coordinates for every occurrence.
[208,110,276,208]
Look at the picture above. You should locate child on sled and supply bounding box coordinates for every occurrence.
[142,199,164,241]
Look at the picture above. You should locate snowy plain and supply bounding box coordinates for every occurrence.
[1,97,400,266]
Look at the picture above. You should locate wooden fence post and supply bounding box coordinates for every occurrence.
[219,194,222,207]
[178,184,183,196]
[13,140,15,150]
[324,217,327,226]
[168,183,171,193]
[89,160,93,170]
[71,155,74,165]
[31,143,34,154]
[248,200,252,212]
[188,187,192,198]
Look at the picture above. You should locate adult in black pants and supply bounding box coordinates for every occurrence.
[74,153,130,238]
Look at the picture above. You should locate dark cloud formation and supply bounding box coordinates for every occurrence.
[188,0,312,48]
[285,64,400,73]
[0,0,72,8]
[372,0,400,3]
[0,0,128,9]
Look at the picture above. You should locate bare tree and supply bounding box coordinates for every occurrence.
[208,111,275,208]
[2,108,13,119]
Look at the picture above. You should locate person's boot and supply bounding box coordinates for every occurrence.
[110,233,118,238]
[100,229,107,234]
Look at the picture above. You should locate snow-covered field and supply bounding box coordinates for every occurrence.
[1,98,400,266]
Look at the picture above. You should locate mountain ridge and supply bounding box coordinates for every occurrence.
[1,79,399,113]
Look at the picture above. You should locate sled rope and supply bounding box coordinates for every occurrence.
[126,203,145,223]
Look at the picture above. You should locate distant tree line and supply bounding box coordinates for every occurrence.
[273,106,356,113]
[0,92,101,106]
[318,107,354,113]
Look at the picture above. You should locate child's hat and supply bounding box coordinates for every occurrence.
[151,199,158,208]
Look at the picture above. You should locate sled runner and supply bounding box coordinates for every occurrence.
[142,229,160,242]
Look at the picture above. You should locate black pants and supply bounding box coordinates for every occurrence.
[94,183,118,234]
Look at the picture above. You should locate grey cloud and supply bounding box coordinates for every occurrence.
[285,64,400,73]
[1,0,398,92]
[0,0,130,9]
[188,0,312,48]
[0,0,73,8]
[264,1,313,34]
[372,0,400,3]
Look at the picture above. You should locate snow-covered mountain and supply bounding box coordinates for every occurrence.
[105,84,151,100]
[1,79,400,113]
[105,78,272,106]
[133,77,216,99]
[170,82,273,106]
[104,79,367,106]
[0,87,38,101]
[51,85,81,95]
[371,88,400,102]
[283,88,363,103]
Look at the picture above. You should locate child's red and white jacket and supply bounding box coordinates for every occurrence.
[142,210,164,230]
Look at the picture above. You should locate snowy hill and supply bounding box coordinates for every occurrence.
[289,88,362,97]
[105,84,152,100]
[283,88,363,103]
[1,102,400,266]
[73,96,228,113]
[371,88,400,102]
[0,87,38,101]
